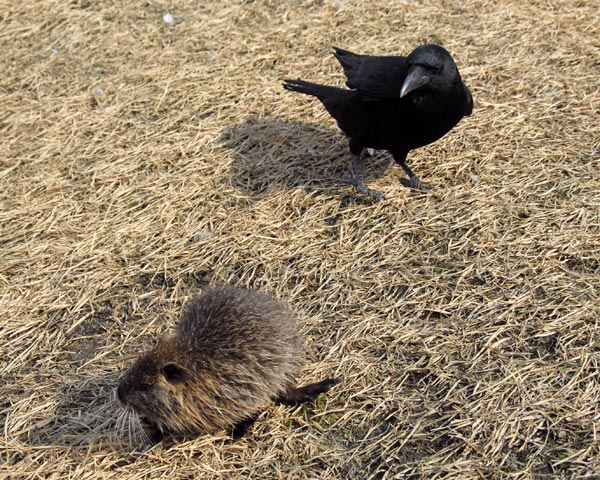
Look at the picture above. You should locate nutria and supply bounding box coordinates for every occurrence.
[116,285,341,442]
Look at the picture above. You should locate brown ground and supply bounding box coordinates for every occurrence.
[1,0,599,478]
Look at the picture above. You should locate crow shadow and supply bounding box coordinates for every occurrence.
[220,114,391,196]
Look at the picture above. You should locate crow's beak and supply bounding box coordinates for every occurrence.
[400,66,430,98]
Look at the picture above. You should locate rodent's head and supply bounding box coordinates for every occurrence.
[117,339,191,434]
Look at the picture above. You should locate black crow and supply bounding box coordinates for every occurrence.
[283,44,473,199]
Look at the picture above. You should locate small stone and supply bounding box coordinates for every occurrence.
[163,13,183,25]
[194,231,214,241]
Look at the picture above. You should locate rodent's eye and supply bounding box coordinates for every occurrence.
[162,363,186,383]
[137,383,152,392]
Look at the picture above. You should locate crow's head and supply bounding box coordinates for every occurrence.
[400,44,462,98]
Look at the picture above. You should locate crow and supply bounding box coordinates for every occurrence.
[283,44,473,199]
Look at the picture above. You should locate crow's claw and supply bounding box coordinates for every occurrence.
[399,176,433,192]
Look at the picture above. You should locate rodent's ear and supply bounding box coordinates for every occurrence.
[161,362,186,383]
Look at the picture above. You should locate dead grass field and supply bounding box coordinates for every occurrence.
[1,0,599,478]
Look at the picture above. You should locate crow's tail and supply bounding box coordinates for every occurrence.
[282,79,344,99]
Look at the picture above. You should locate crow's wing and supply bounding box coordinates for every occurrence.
[333,47,409,99]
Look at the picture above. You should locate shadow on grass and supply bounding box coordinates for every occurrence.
[22,373,120,450]
[220,114,391,196]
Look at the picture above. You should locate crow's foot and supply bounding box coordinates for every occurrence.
[399,175,433,192]
[346,172,386,200]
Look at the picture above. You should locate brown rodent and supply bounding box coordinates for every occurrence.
[117,285,340,442]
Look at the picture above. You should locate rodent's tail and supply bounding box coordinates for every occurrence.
[282,79,345,99]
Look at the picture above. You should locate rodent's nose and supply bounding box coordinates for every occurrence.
[117,382,126,404]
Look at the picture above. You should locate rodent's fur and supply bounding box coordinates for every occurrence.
[117,286,339,439]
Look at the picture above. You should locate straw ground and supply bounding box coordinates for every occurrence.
[1,0,599,478]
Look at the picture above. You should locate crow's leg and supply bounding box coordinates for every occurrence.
[345,139,385,200]
[275,377,342,406]
[394,152,432,191]
[347,153,386,200]
[398,161,424,189]
[231,412,261,439]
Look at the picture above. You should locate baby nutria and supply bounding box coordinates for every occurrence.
[117,285,340,442]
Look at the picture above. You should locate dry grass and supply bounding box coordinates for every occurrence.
[1,0,599,478]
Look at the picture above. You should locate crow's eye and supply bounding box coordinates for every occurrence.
[416,62,442,74]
